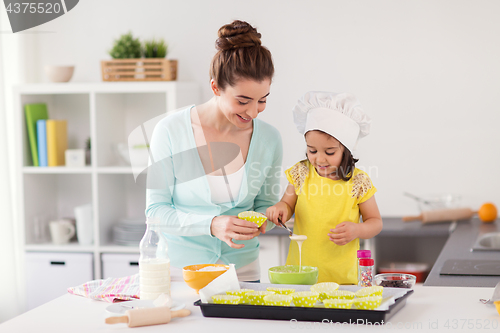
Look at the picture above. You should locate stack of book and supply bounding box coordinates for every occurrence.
[25,103,68,167]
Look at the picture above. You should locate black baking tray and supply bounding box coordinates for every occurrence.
[194,289,413,324]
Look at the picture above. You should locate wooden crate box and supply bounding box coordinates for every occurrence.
[101,59,177,81]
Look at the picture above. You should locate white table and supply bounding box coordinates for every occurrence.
[1,282,499,333]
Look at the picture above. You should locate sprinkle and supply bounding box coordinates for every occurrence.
[359,267,373,287]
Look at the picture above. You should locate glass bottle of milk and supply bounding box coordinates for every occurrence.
[139,217,170,300]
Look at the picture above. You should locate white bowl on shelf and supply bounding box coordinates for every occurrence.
[44,65,75,82]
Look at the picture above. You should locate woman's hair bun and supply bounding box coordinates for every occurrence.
[216,20,262,51]
[210,20,274,89]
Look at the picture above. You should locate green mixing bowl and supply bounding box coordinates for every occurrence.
[268,265,319,285]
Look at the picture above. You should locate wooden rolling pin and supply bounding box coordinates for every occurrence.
[105,307,190,328]
[402,208,475,224]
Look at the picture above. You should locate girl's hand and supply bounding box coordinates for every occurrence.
[328,222,359,246]
[211,215,260,249]
[266,202,290,226]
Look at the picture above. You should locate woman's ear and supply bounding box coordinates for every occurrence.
[210,79,220,96]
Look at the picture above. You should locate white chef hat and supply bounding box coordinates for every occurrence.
[292,91,371,153]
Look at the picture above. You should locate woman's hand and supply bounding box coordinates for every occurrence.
[266,202,290,226]
[211,215,261,249]
[328,222,359,246]
[259,220,267,235]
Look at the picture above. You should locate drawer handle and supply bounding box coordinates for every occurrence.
[50,261,65,265]
[129,262,139,266]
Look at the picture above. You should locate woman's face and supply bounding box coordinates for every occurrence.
[305,131,345,179]
[214,78,271,129]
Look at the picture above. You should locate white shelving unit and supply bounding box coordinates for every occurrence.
[13,82,200,284]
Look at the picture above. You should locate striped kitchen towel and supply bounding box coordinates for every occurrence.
[67,274,140,303]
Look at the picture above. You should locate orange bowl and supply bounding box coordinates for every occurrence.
[182,264,229,293]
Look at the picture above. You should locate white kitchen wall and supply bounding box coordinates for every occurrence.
[19,0,500,216]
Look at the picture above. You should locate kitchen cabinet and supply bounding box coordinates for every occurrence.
[372,217,450,277]
[13,83,200,295]
[258,226,294,282]
[101,253,140,279]
[25,252,93,310]
[425,218,500,287]
[257,235,281,283]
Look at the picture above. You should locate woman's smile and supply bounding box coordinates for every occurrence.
[237,114,252,123]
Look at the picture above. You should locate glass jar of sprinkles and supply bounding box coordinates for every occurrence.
[358,258,374,287]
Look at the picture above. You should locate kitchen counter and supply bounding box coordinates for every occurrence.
[377,217,453,237]
[263,217,500,287]
[373,217,452,280]
[264,217,500,287]
[373,217,500,288]
[267,217,454,236]
[1,282,498,332]
[425,218,500,287]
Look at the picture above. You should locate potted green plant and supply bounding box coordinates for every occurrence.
[108,32,142,59]
[143,39,168,58]
[85,137,91,165]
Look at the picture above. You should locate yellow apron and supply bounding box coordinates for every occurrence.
[285,160,376,284]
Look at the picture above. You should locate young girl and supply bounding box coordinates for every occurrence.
[266,91,382,284]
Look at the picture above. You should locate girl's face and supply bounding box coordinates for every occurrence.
[305,131,345,179]
[213,78,271,129]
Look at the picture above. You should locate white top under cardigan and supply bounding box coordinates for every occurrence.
[206,164,246,204]
[206,164,261,281]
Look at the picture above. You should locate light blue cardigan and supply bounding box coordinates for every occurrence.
[145,106,283,269]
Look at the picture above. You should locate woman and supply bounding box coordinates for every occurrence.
[146,20,282,282]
